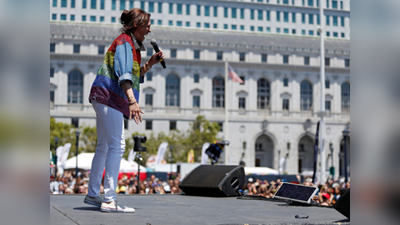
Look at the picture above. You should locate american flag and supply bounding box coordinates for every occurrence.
[228,64,244,83]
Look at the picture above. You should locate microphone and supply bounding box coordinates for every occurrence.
[150,39,166,69]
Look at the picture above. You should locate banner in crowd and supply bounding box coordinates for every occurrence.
[155,142,169,165]
[200,142,210,164]
[187,149,194,163]
[127,149,136,163]
[56,143,71,168]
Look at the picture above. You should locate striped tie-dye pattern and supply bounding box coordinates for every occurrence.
[89,33,143,119]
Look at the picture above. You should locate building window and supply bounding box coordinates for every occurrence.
[177,21,183,27]
[158,2,162,13]
[169,3,173,14]
[333,16,338,26]
[99,16,104,22]
[300,80,313,110]
[261,54,267,63]
[304,56,310,65]
[283,99,289,110]
[168,20,173,26]
[186,4,190,15]
[250,9,255,20]
[197,22,201,28]
[218,122,223,132]
[146,72,152,81]
[177,3,182,14]
[71,118,79,128]
[193,96,200,108]
[187,21,191,27]
[98,45,105,55]
[204,6,209,16]
[146,120,152,130]
[212,76,225,108]
[194,50,200,59]
[240,76,245,85]
[341,33,345,38]
[53,0,57,7]
[204,23,210,28]
[61,0,67,7]
[50,67,55,77]
[52,14,57,20]
[276,11,281,22]
[70,15,75,21]
[232,25,238,30]
[325,100,331,111]
[333,32,338,37]
[345,59,350,68]
[284,12,289,22]
[120,0,126,10]
[60,14,67,21]
[197,5,201,16]
[216,51,223,61]
[302,13,306,23]
[82,15,87,21]
[73,44,80,54]
[50,91,55,103]
[170,121,177,130]
[324,80,330,89]
[326,31,330,37]
[239,97,246,109]
[239,52,245,61]
[194,74,200,83]
[309,30,314,36]
[325,57,330,66]
[257,78,270,109]
[111,0,116,10]
[214,6,218,17]
[171,49,177,58]
[165,74,180,107]
[283,55,289,64]
[232,8,237,18]
[341,17,345,27]
[258,26,263,32]
[146,48,153,57]
[292,29,296,34]
[224,24,228,29]
[68,70,83,104]
[341,82,350,112]
[266,10,270,21]
[145,94,153,106]
[332,0,338,9]
[158,20,162,25]
[90,0,96,9]
[302,29,306,35]
[50,43,55,53]
[326,16,330,25]
[292,12,296,23]
[140,1,144,10]
[283,78,289,87]
[308,0,314,6]
[284,28,289,34]
[124,119,128,130]
[90,15,96,22]
[308,14,314,24]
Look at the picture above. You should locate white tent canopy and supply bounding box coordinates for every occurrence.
[64,153,146,172]
[244,167,279,175]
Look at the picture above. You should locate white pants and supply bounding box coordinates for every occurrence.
[88,101,125,202]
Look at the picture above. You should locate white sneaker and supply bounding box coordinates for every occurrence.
[83,195,103,207]
[100,201,135,213]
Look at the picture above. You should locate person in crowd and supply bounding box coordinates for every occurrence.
[83,8,164,213]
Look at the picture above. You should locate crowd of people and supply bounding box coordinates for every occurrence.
[243,174,350,206]
[50,171,349,207]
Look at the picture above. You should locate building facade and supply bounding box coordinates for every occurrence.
[50,0,350,180]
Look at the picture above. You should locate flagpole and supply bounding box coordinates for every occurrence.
[224,61,229,165]
[319,1,326,184]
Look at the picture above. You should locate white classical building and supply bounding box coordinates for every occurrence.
[50,0,350,179]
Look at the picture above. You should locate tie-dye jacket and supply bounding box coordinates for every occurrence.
[89,33,145,119]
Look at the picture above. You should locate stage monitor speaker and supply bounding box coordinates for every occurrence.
[179,165,245,197]
[334,188,350,219]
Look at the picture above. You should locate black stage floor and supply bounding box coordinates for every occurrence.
[50,194,350,225]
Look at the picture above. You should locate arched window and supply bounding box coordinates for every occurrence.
[165,74,180,107]
[341,82,350,112]
[257,78,270,109]
[212,76,225,108]
[300,80,312,110]
[68,70,83,104]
